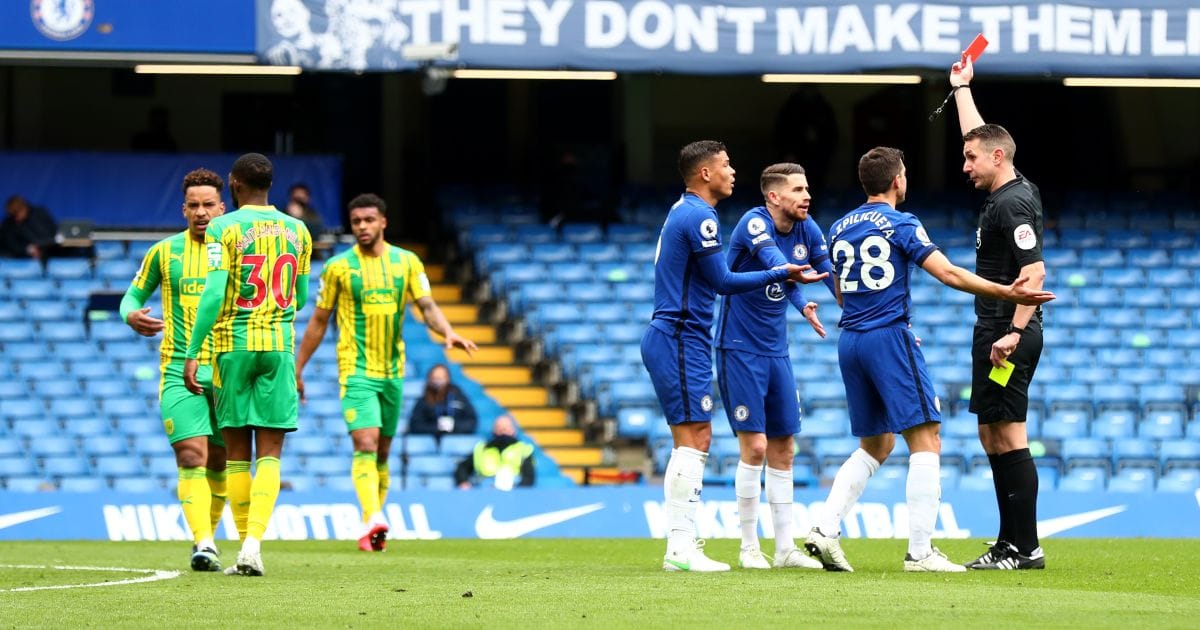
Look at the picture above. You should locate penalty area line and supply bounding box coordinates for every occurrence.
[0,564,182,592]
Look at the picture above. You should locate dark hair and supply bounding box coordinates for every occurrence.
[182,168,224,194]
[347,193,386,215]
[857,147,906,196]
[5,195,27,210]
[963,123,1017,162]
[760,162,806,196]
[422,363,451,403]
[288,183,310,196]
[677,140,727,181]
[230,153,273,191]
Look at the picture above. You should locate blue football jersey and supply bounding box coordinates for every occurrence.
[648,193,788,340]
[717,206,833,356]
[828,202,939,332]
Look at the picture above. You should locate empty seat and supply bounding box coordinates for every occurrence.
[1156,469,1200,493]
[1107,468,1155,493]
[94,456,144,477]
[83,435,128,457]
[60,476,107,492]
[41,456,89,477]
[1058,466,1107,492]
[113,477,161,493]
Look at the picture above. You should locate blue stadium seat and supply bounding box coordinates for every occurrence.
[30,435,76,458]
[490,262,546,293]
[94,456,144,477]
[1140,383,1187,411]
[4,476,53,492]
[1041,249,1078,267]
[607,224,654,243]
[1140,412,1185,439]
[1035,464,1060,490]
[1091,410,1136,439]
[0,260,43,280]
[41,456,89,477]
[477,243,528,268]
[1160,440,1200,468]
[103,397,149,416]
[605,380,659,414]
[813,438,860,468]
[530,243,576,263]
[131,434,173,457]
[407,456,457,476]
[582,301,627,324]
[1060,438,1110,470]
[59,476,106,492]
[1100,268,1141,288]
[1093,383,1139,412]
[1103,229,1147,248]
[560,223,605,244]
[58,278,99,300]
[439,435,478,456]
[3,398,45,422]
[113,477,161,493]
[565,282,612,303]
[0,436,20,457]
[1058,466,1108,492]
[803,381,847,409]
[1123,288,1168,309]
[601,323,643,344]
[26,300,71,322]
[304,456,345,475]
[1051,306,1094,328]
[402,434,438,456]
[957,467,996,492]
[616,406,658,439]
[0,457,36,476]
[46,259,92,280]
[0,380,26,399]
[1149,267,1193,289]
[83,435,128,458]
[513,224,557,243]
[801,408,847,438]
[1167,329,1200,349]
[40,322,87,343]
[290,435,333,457]
[617,282,655,303]
[464,224,512,247]
[624,243,656,264]
[531,303,583,327]
[1040,414,1090,440]
[1170,250,1200,269]
[1044,383,1092,412]
[115,418,161,436]
[1150,231,1195,249]
[96,259,139,282]
[0,321,36,343]
[1072,366,1115,385]
[1144,309,1188,329]
[1156,469,1200,493]
[1081,249,1124,267]
[1107,468,1155,493]
[1170,287,1200,309]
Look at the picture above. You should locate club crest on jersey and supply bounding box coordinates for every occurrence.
[915,226,932,246]
[793,244,808,260]
[700,219,718,240]
[1013,224,1037,250]
[765,282,786,302]
[734,405,749,421]
[747,217,767,236]
[700,395,713,412]
[31,0,93,41]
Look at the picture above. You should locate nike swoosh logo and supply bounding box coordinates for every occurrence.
[0,507,62,531]
[474,503,604,539]
[1036,505,1126,538]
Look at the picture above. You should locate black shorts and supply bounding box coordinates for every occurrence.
[969,318,1043,424]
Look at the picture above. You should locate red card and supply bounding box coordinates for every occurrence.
[962,33,989,64]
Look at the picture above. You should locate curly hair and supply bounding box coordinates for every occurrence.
[181,168,224,194]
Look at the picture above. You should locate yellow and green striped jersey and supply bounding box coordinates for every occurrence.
[204,205,312,353]
[316,244,431,382]
[127,232,215,366]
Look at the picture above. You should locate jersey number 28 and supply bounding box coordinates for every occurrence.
[831,236,895,292]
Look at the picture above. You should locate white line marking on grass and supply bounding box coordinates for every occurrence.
[0,564,181,592]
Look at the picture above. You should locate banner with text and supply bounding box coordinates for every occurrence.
[1,487,1197,540]
[255,0,1200,75]
[0,1,253,53]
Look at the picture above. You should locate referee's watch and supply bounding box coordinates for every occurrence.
[1006,324,1026,337]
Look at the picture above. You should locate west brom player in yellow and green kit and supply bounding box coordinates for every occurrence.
[295,193,477,552]
[185,153,312,577]
[121,168,228,572]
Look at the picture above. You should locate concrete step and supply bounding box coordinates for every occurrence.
[462,365,533,386]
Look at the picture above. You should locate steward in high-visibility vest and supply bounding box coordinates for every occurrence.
[454,414,536,489]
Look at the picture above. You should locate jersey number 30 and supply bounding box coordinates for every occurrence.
[831,236,895,292]
[237,253,298,309]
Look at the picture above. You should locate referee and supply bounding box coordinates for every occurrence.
[949,58,1047,570]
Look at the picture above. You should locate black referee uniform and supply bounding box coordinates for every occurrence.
[969,174,1045,422]
[968,171,1047,568]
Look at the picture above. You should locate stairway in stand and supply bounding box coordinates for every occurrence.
[412,254,619,484]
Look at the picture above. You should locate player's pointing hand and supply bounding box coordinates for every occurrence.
[779,263,830,285]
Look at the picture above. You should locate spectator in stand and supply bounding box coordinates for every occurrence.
[286,183,325,236]
[1,195,57,259]
[454,414,535,490]
[408,363,478,439]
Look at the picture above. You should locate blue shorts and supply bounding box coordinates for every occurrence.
[717,349,800,438]
[838,326,941,437]
[641,326,714,424]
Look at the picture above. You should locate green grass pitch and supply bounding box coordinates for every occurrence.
[2,538,1198,628]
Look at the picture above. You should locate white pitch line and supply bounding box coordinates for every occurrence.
[0,564,182,592]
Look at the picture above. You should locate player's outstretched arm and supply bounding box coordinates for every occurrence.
[950,57,985,134]
[920,250,1055,305]
[416,295,477,356]
[295,306,332,404]
[183,269,229,394]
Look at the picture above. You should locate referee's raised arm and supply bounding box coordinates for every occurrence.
[949,57,985,134]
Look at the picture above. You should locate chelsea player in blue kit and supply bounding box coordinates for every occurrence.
[717,163,836,570]
[803,147,1054,573]
[642,141,825,573]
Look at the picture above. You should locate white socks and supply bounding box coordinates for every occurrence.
[665,446,707,554]
[241,535,261,555]
[906,451,941,560]
[765,466,795,554]
[820,448,880,537]
[734,460,762,548]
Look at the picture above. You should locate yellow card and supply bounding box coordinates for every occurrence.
[989,360,1015,387]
